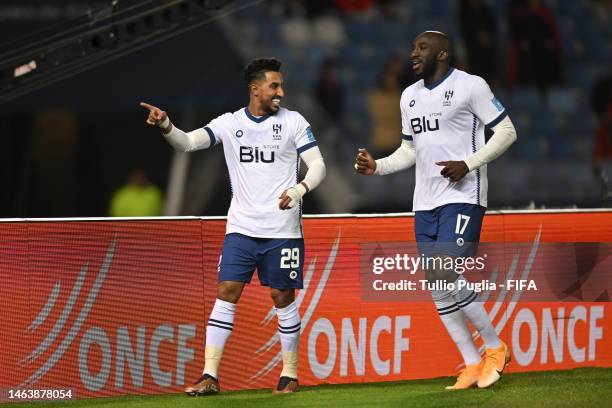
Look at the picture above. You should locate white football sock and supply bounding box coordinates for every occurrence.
[432,289,481,366]
[453,276,501,349]
[276,301,301,379]
[203,298,236,378]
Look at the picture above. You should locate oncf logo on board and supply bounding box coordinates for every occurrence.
[19,239,198,392]
[511,305,603,366]
[246,229,423,381]
[250,227,606,381]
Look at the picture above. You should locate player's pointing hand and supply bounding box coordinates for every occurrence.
[140,101,168,127]
[354,148,376,175]
[436,160,469,182]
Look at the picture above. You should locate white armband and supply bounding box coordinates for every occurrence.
[374,140,416,175]
[464,116,517,171]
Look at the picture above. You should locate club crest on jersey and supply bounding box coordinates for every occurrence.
[443,90,454,107]
[235,130,244,138]
[272,123,282,141]
[409,99,416,107]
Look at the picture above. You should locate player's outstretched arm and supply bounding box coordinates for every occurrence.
[140,101,171,132]
[355,141,416,176]
[279,146,326,210]
[139,102,213,152]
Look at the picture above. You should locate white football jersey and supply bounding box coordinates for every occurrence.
[204,107,317,238]
[400,68,507,211]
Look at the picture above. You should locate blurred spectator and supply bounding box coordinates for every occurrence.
[459,0,498,84]
[314,57,344,120]
[367,56,403,155]
[507,0,563,97]
[109,169,163,217]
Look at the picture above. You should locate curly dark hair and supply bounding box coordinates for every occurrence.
[243,58,282,84]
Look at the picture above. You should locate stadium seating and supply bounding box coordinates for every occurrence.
[229,0,608,209]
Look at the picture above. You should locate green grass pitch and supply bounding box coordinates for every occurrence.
[4,368,611,408]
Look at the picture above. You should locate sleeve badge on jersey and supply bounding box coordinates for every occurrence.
[306,126,316,142]
[491,97,504,112]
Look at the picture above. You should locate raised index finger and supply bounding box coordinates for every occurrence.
[139,102,155,111]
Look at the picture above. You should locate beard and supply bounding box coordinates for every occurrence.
[268,102,280,113]
[416,57,438,80]
[261,98,280,115]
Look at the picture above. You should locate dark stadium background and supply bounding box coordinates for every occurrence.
[1,0,610,217]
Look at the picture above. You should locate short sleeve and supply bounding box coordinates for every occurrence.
[469,76,507,128]
[203,113,232,146]
[294,112,318,154]
[400,91,414,141]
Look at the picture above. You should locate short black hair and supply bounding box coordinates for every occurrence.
[244,58,281,84]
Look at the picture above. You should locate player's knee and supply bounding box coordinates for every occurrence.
[425,255,459,284]
[216,281,243,303]
[270,288,294,308]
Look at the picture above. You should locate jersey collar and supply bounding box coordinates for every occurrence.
[424,67,455,90]
[244,107,272,123]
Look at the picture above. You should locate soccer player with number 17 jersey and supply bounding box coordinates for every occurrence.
[141,58,326,395]
[355,31,517,389]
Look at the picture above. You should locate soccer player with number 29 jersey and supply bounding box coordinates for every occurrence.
[141,58,326,395]
[356,31,517,389]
